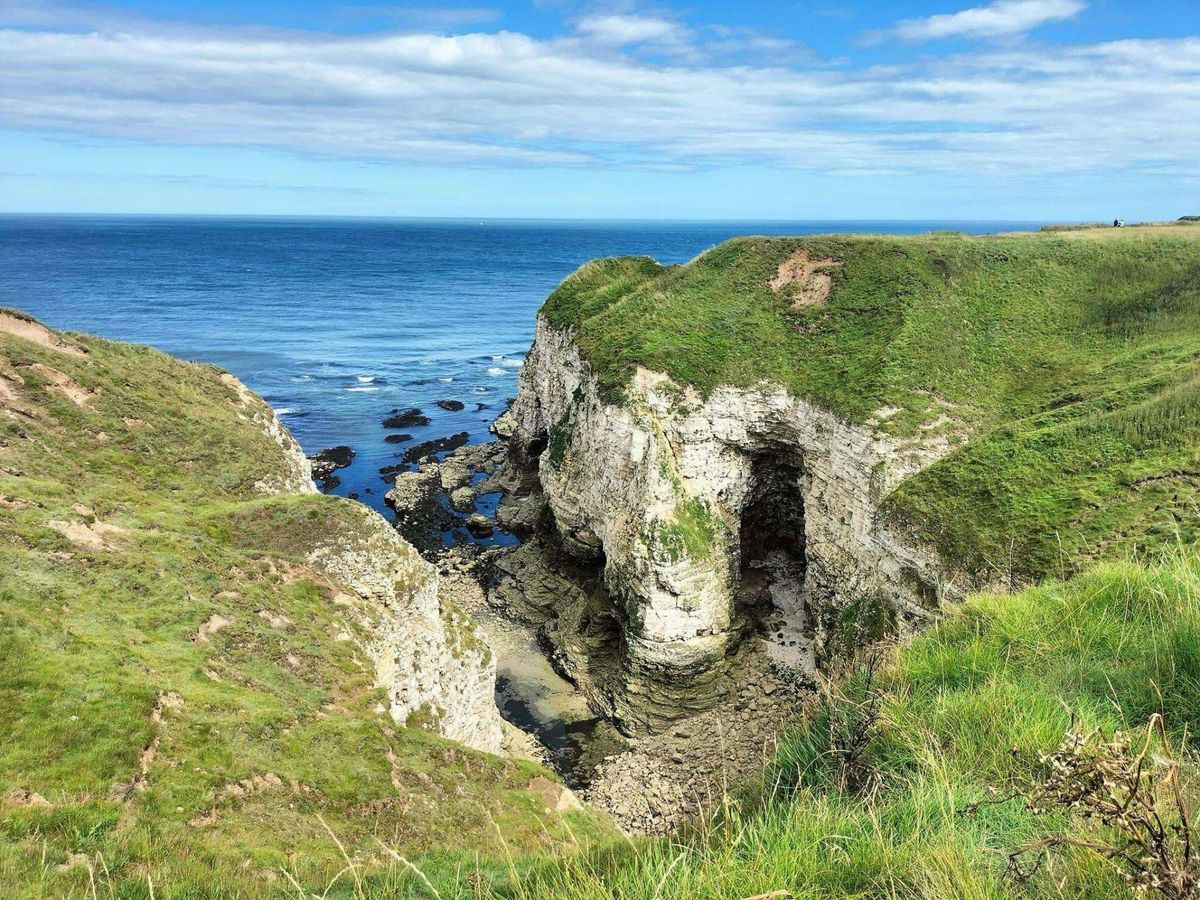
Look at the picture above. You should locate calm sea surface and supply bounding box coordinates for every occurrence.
[0,216,1043,513]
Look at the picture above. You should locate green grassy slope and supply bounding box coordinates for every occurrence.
[427,549,1200,899]
[0,312,608,898]
[541,226,1200,582]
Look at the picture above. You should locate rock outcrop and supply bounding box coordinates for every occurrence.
[218,371,317,497]
[306,506,505,754]
[507,317,952,730]
[244,380,505,754]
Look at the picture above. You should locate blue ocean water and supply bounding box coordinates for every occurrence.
[0,216,1043,518]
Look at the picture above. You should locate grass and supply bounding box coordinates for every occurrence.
[645,498,721,563]
[541,226,1200,582]
[0,315,611,898]
[412,547,1200,899]
[5,222,1200,896]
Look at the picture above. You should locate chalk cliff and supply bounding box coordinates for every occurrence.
[506,317,951,729]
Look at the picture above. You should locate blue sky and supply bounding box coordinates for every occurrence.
[1,0,1197,219]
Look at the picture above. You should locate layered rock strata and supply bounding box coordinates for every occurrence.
[506,317,951,730]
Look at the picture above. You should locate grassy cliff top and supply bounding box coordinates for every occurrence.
[542,226,1200,581]
[0,311,607,897]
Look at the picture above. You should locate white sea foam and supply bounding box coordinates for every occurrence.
[486,366,506,377]
[346,385,379,393]
[356,375,377,383]
[437,376,454,383]
[274,407,300,415]
[501,358,523,368]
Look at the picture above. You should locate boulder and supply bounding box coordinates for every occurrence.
[450,486,477,512]
[490,409,517,439]
[308,445,355,490]
[402,431,470,463]
[439,461,471,492]
[465,514,494,537]
[382,408,429,429]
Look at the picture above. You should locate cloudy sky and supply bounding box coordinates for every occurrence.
[1,0,1197,219]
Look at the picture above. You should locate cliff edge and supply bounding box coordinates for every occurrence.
[0,309,606,894]
[501,227,1200,729]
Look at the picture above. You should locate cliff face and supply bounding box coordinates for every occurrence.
[220,363,506,753]
[510,317,949,729]
[306,507,504,754]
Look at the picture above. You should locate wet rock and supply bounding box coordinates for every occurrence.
[382,407,430,429]
[465,514,494,537]
[490,409,517,439]
[439,461,471,492]
[384,433,413,444]
[385,466,439,513]
[309,445,355,490]
[437,399,465,411]
[378,463,405,482]
[402,431,470,463]
[496,492,545,534]
[476,470,505,494]
[450,486,477,512]
[475,402,490,411]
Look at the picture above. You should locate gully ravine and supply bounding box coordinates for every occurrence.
[352,314,955,833]
[379,429,818,834]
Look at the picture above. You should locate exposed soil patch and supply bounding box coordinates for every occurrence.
[214,772,283,803]
[20,362,93,407]
[47,519,128,551]
[0,493,38,510]
[111,690,182,802]
[0,368,26,412]
[257,608,291,629]
[770,250,842,309]
[193,612,232,644]
[528,775,582,814]
[4,789,52,810]
[0,310,87,356]
[218,372,252,407]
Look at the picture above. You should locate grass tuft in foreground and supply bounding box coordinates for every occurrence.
[411,547,1200,898]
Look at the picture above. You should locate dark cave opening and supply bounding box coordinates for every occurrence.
[736,455,814,669]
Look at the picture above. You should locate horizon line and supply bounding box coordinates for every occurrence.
[0,211,1063,224]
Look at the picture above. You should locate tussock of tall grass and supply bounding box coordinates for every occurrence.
[411,549,1200,899]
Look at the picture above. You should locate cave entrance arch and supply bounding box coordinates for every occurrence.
[736,454,814,670]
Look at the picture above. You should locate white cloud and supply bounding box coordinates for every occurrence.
[893,0,1086,42]
[0,6,1195,180]
[575,13,684,46]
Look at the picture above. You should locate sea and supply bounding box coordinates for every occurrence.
[0,216,1044,519]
